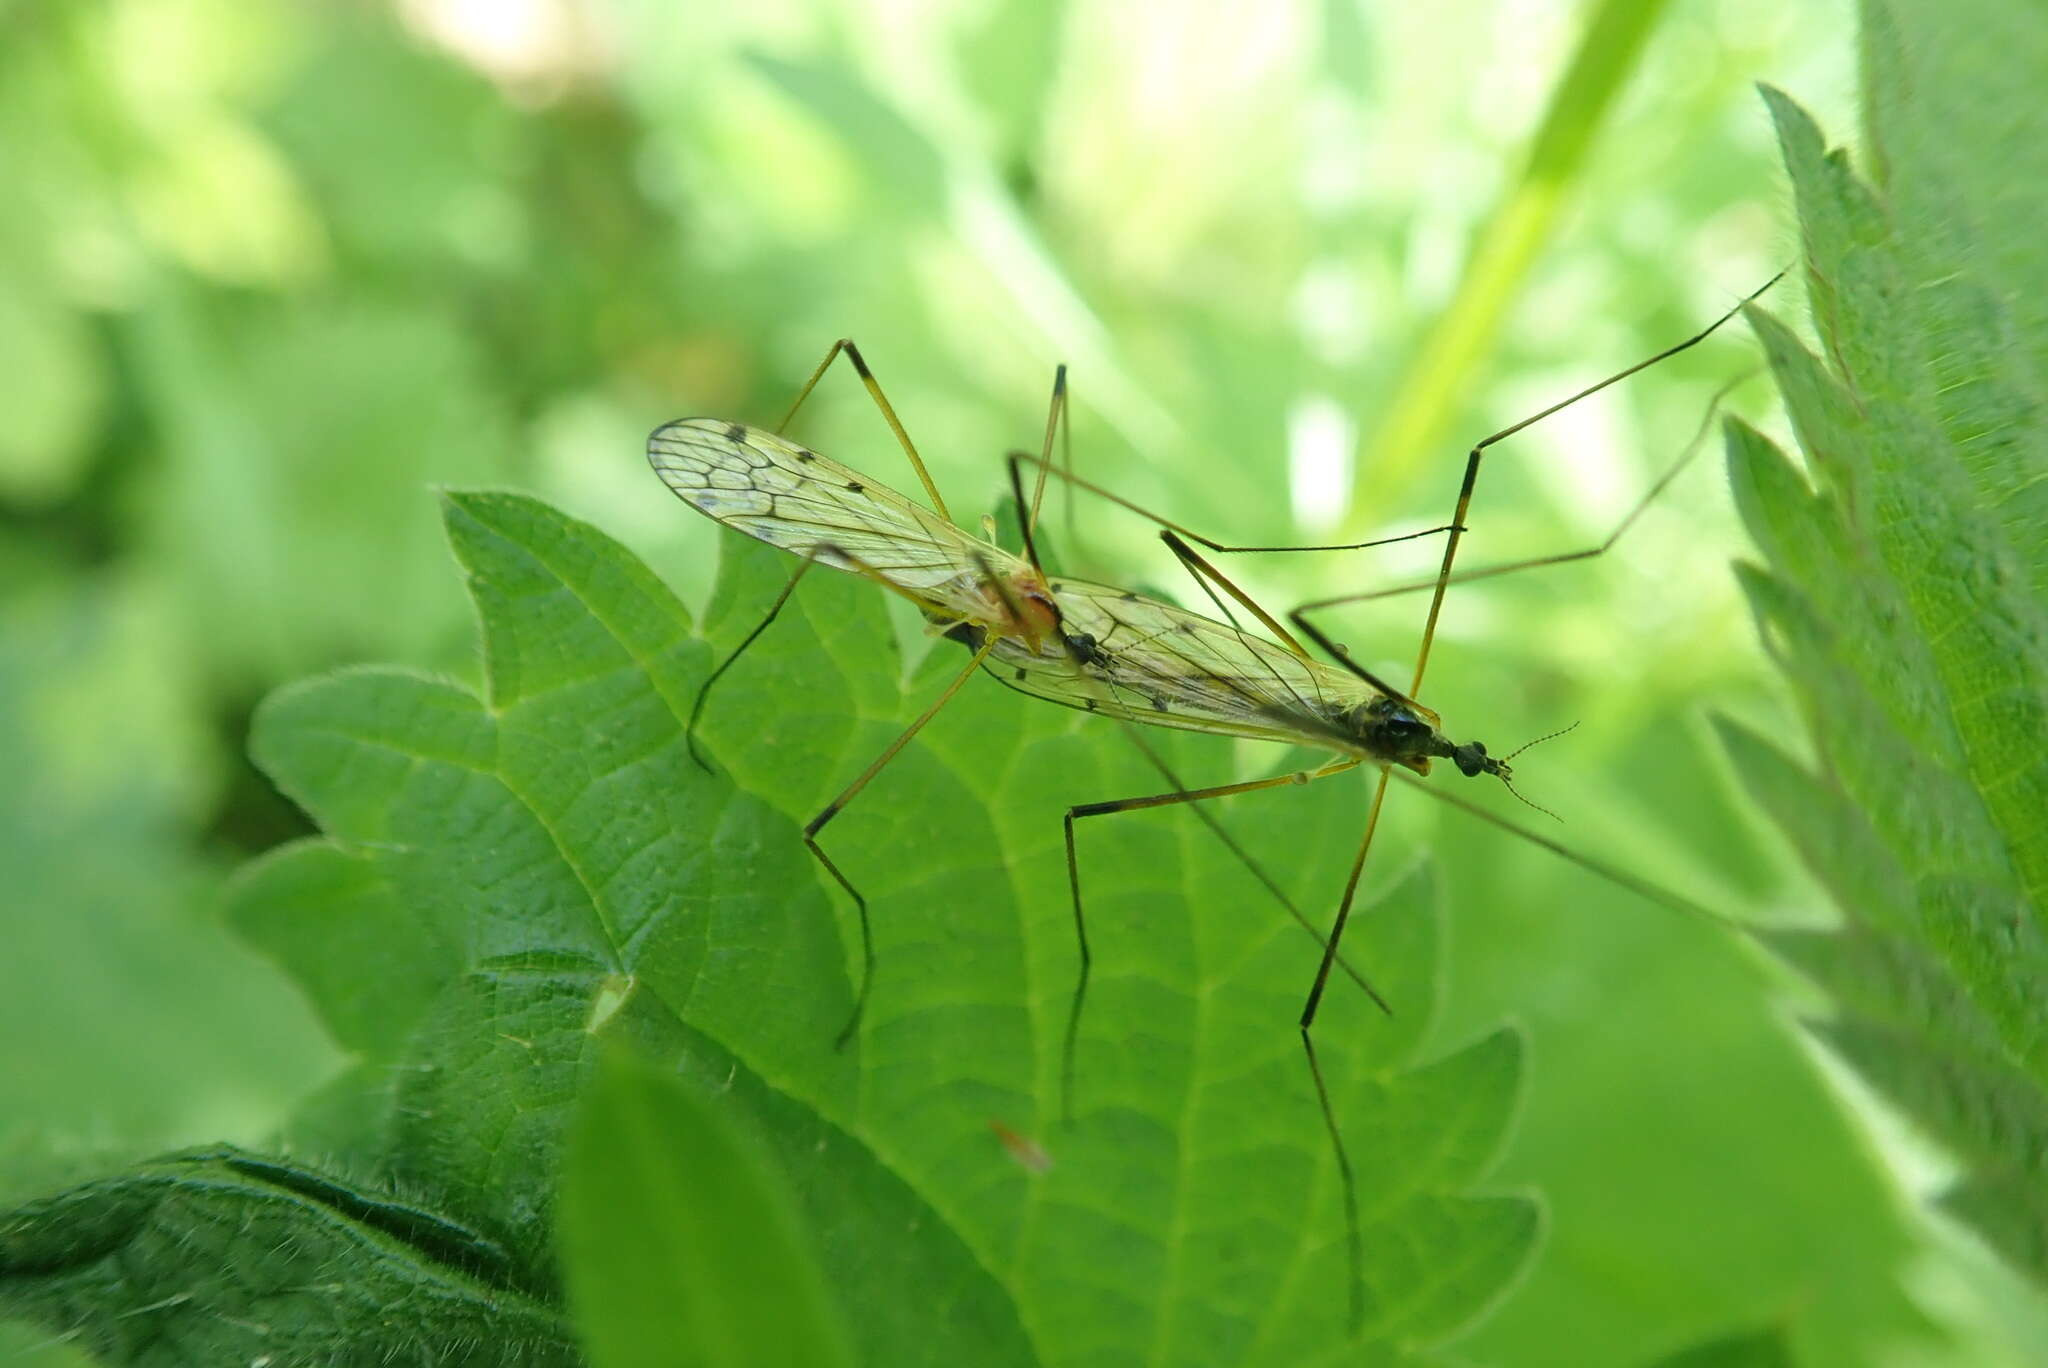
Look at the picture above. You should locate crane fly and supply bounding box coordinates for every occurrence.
[651,276,1770,1339]
[648,340,1393,1074]
[966,275,1775,1336]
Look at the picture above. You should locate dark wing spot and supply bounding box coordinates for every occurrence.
[1120,591,1139,602]
[846,480,864,493]
[1149,695,1168,711]
[795,449,815,463]
[1084,699,1098,711]
[1014,668,1027,680]
[724,423,747,443]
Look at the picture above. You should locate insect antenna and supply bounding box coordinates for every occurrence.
[1497,774,1562,823]
[1486,720,1579,821]
[1503,719,1580,762]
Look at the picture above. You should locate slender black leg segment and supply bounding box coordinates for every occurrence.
[776,337,953,522]
[1302,1024,1365,1337]
[1114,726,1389,1011]
[1284,607,1422,713]
[1059,370,1075,558]
[1011,451,1458,556]
[805,837,875,1051]
[804,635,1000,1049]
[688,551,823,772]
[1055,756,1386,1122]
[1055,768,1313,1124]
[1303,773,1390,1032]
[1026,364,1068,540]
[1298,769,1388,1342]
[1005,454,1045,576]
[1159,530,1315,660]
[1288,369,1760,632]
[1383,767,1732,928]
[1401,277,1777,693]
[1060,808,1091,1124]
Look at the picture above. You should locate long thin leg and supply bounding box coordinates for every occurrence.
[1397,277,1778,693]
[1112,727,1385,1007]
[1010,443,1393,1028]
[686,551,824,773]
[1005,408,1393,1034]
[1057,756,1371,1121]
[1024,364,1069,542]
[1157,529,1409,709]
[1011,449,1458,555]
[807,634,1000,1049]
[691,528,993,771]
[1300,768,1391,1339]
[1004,451,1415,681]
[1007,279,1776,682]
[1287,284,1779,1337]
[779,338,953,522]
[1154,528,1316,661]
[1291,369,1755,627]
[1058,372,1075,559]
[1283,367,1754,1328]
[1382,766,1733,930]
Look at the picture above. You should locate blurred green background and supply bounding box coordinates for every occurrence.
[4,0,2042,1363]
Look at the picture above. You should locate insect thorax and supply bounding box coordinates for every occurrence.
[1337,696,1452,775]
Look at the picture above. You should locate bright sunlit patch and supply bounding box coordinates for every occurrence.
[399,0,608,95]
[1287,394,1354,535]
[1501,370,1632,537]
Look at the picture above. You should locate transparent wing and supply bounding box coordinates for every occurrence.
[982,577,1379,748]
[649,418,1030,617]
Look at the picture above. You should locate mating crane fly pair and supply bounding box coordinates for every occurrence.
[647,283,1769,1336]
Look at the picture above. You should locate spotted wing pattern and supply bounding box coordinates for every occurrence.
[649,417,1032,621]
[982,577,1382,749]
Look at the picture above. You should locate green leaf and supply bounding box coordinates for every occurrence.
[559,1049,855,1368]
[0,1147,576,1365]
[4,490,1532,1363]
[1719,3,2048,1291]
[1641,1324,1793,1368]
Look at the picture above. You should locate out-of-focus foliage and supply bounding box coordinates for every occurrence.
[1720,0,2048,1300]
[2,0,2042,1363]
